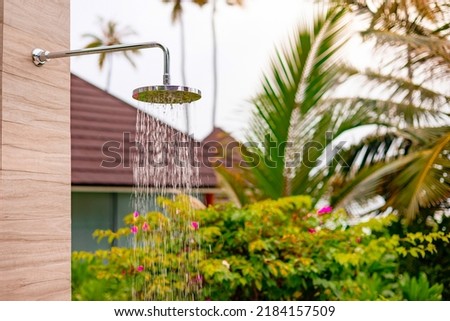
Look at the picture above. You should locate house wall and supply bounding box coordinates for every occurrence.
[72,192,137,252]
[0,0,71,299]
[72,191,209,252]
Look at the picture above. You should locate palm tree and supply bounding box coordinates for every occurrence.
[216,4,357,205]
[163,0,199,134]
[211,0,218,128]
[83,18,140,92]
[210,0,244,128]
[218,1,450,223]
[164,0,244,132]
[327,0,450,222]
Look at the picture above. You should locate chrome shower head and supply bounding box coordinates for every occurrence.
[31,42,202,105]
[132,85,201,104]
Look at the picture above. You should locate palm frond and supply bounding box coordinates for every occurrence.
[123,51,138,69]
[345,0,449,34]
[98,53,106,70]
[171,0,182,23]
[323,97,450,128]
[242,5,352,200]
[366,31,450,79]
[81,34,103,42]
[332,128,450,222]
[82,19,140,75]
[213,1,450,224]
[343,65,450,102]
[390,131,450,221]
[289,96,376,199]
[214,166,253,207]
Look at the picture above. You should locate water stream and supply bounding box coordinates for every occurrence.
[131,104,202,300]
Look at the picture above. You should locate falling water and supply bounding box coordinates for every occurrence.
[131,103,202,300]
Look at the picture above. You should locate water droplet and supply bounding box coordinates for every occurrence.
[131,105,201,300]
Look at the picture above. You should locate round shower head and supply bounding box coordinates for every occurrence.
[132,85,201,104]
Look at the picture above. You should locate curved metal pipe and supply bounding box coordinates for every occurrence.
[32,42,171,85]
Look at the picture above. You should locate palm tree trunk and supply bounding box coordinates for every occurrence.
[179,11,191,134]
[106,54,113,92]
[211,0,218,129]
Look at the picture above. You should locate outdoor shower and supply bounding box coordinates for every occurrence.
[31,42,202,104]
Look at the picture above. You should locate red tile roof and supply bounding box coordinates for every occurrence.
[201,127,243,167]
[71,74,216,187]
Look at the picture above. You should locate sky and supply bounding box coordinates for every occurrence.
[70,0,311,140]
[70,0,367,140]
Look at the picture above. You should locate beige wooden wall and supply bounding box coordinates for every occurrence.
[0,0,71,300]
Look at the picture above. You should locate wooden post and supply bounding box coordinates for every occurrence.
[0,0,71,300]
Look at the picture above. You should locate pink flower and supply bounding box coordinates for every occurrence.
[130,225,138,234]
[136,265,144,272]
[317,206,333,215]
[191,221,199,230]
[142,222,149,231]
[308,228,317,234]
[191,274,203,283]
[133,211,140,218]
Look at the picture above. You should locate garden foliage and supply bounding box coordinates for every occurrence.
[72,195,447,300]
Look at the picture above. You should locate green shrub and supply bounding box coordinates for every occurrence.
[388,213,450,300]
[72,195,447,300]
[399,273,443,301]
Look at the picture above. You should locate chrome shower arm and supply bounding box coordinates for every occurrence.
[32,42,171,85]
